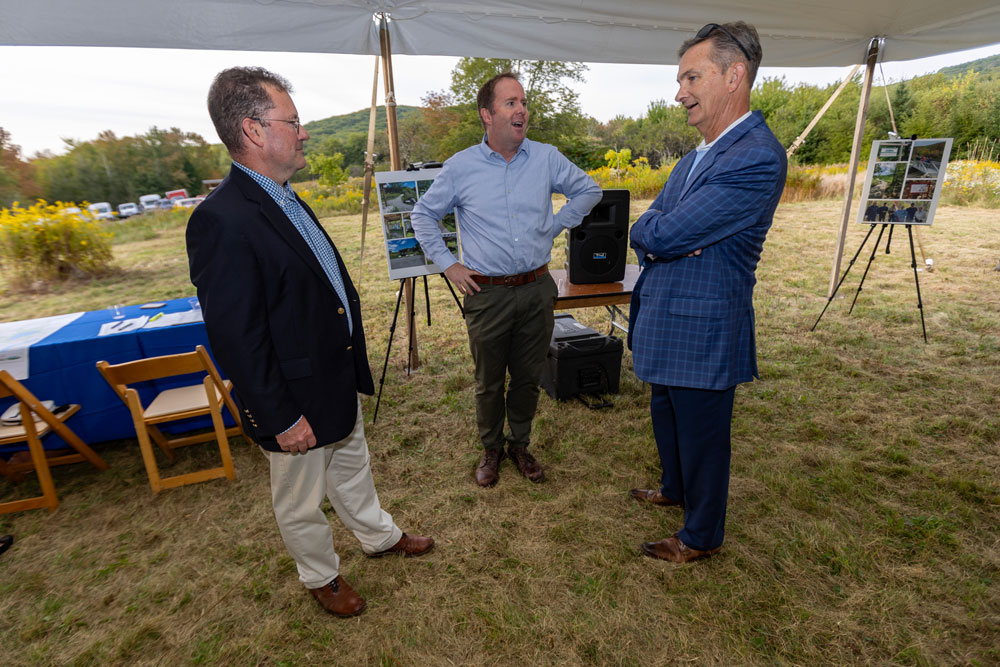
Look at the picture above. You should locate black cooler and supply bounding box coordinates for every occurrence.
[540,313,623,401]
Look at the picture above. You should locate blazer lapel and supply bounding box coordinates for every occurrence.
[230,167,338,298]
[678,111,765,201]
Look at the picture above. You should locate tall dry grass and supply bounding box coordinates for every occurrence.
[0,200,998,665]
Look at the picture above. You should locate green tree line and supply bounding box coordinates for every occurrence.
[3,57,998,210]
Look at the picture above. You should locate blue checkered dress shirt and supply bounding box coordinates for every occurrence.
[233,161,352,334]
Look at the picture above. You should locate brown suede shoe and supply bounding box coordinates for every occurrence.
[629,488,683,507]
[475,448,504,487]
[366,533,434,558]
[640,535,722,563]
[507,446,545,482]
[309,575,366,617]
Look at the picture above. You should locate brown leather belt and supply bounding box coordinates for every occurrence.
[470,265,549,287]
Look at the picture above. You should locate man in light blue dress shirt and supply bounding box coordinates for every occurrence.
[411,72,602,487]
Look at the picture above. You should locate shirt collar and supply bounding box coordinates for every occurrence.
[478,134,530,161]
[695,110,753,153]
[233,160,295,203]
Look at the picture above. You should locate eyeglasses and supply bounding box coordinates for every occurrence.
[696,23,752,63]
[251,117,301,133]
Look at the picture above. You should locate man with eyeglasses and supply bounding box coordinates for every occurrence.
[627,22,786,563]
[186,67,433,618]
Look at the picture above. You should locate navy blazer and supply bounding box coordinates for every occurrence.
[186,165,374,451]
[628,111,786,390]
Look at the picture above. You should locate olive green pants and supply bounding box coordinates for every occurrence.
[463,272,557,451]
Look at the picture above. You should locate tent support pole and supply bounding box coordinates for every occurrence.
[358,55,380,287]
[379,15,420,371]
[828,38,881,298]
[787,63,860,159]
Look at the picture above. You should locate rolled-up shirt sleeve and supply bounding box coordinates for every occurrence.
[551,152,602,237]
[410,164,459,272]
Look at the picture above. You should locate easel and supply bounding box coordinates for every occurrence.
[372,273,464,424]
[811,222,928,342]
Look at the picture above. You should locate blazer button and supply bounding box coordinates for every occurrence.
[337,307,345,315]
[346,345,352,351]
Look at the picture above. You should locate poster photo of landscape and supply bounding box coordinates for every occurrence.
[374,169,459,280]
[857,138,953,226]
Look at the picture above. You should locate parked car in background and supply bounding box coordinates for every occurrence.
[117,203,141,218]
[156,199,173,210]
[173,197,201,209]
[139,194,162,212]
[87,202,114,220]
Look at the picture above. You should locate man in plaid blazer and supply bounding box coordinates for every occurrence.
[627,22,786,563]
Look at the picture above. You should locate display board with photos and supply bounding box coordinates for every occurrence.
[374,169,459,280]
[856,138,952,226]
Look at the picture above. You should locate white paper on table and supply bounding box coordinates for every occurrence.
[142,310,204,328]
[98,316,149,336]
[0,311,85,380]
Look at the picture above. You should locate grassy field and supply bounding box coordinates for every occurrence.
[1,201,998,665]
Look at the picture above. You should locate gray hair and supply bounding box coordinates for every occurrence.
[207,66,293,157]
[679,22,762,88]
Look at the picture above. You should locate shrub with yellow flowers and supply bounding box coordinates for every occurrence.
[0,200,115,289]
[588,150,675,199]
[296,178,366,217]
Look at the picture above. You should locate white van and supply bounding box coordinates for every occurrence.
[118,203,141,218]
[87,202,114,220]
[139,194,162,212]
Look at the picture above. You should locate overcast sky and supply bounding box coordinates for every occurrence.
[3,43,999,157]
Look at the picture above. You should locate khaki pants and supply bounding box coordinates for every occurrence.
[263,398,402,589]
[463,272,557,451]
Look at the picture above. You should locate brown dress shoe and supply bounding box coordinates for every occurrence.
[640,535,722,563]
[629,488,683,507]
[475,448,504,487]
[507,446,544,482]
[366,533,434,558]
[309,575,367,617]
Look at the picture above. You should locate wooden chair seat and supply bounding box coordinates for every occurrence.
[143,380,231,423]
[96,345,244,493]
[0,373,107,514]
[0,405,78,443]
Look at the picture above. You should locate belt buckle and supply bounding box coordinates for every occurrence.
[503,274,518,287]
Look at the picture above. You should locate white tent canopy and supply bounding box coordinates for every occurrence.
[2,0,999,67]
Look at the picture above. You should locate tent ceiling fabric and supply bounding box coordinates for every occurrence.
[2,0,999,66]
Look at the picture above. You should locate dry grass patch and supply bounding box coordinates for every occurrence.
[1,201,998,665]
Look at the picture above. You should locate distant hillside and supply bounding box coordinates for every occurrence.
[938,53,1000,78]
[304,105,421,142]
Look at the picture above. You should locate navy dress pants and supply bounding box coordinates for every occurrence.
[649,383,736,551]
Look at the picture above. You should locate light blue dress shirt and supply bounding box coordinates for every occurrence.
[410,137,602,276]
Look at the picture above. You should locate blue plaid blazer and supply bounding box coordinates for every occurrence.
[627,111,786,390]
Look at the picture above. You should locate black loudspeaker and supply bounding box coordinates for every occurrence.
[566,189,629,284]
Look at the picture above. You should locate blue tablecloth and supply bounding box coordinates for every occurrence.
[1,298,221,451]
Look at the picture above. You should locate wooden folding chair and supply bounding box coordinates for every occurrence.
[96,345,243,493]
[0,370,108,514]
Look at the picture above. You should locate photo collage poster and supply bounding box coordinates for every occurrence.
[856,138,952,226]
[374,168,459,280]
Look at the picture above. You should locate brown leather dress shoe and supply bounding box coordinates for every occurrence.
[366,533,434,558]
[629,488,683,507]
[507,446,545,482]
[475,448,504,487]
[309,575,366,617]
[640,535,722,563]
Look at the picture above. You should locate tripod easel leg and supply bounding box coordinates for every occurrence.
[440,274,465,317]
[812,224,879,331]
[373,279,406,425]
[423,275,431,326]
[907,225,929,343]
[849,224,888,314]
